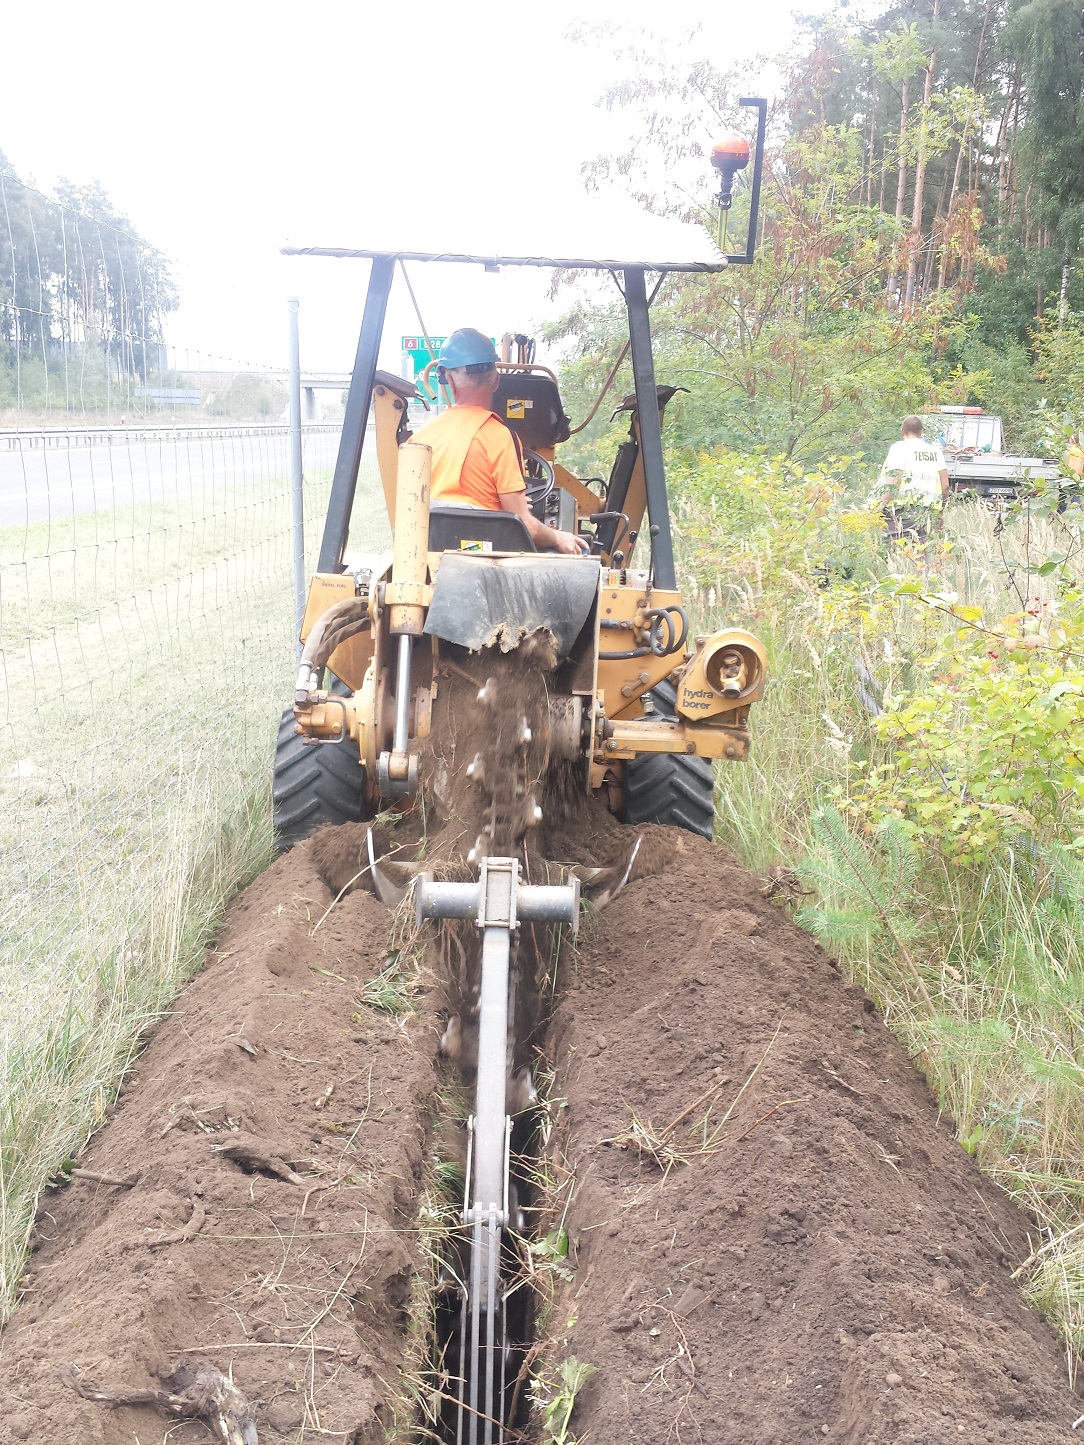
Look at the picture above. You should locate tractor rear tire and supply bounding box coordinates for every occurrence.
[273,680,369,850]
[623,679,715,839]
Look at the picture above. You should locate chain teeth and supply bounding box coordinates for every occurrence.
[466,700,547,857]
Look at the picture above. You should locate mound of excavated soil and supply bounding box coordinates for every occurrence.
[546,830,1082,1443]
[1,808,1081,1444]
[0,844,443,1445]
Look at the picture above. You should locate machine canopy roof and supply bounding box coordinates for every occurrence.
[281,245,726,273]
[281,201,727,273]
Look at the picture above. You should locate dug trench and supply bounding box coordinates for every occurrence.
[1,676,1083,1441]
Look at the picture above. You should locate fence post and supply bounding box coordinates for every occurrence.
[288,297,305,659]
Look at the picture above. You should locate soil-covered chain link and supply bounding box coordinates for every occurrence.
[468,659,552,862]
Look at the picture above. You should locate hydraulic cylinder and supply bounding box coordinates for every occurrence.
[388,441,431,637]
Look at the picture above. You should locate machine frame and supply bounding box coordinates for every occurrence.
[281,98,769,827]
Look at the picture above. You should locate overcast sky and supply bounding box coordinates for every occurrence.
[1,0,835,376]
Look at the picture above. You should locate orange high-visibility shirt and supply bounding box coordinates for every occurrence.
[412,405,525,509]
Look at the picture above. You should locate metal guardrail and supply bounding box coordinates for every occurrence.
[0,422,343,451]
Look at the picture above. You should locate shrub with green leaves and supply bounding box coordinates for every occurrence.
[675,442,1084,1367]
[854,597,1084,864]
[672,448,885,597]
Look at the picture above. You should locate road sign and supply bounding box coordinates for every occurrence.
[401,336,447,378]
[401,335,447,352]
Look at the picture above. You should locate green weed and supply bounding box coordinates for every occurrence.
[530,1356,598,1445]
[357,953,419,1016]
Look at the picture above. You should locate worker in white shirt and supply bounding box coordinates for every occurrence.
[874,415,950,542]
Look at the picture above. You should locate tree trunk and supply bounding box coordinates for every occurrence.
[924,159,951,294]
[997,66,1020,216]
[1059,260,1071,331]
[904,11,939,309]
[1007,77,1022,223]
[970,0,995,210]
[895,73,911,223]
[937,139,967,291]
[887,73,912,301]
[972,0,993,88]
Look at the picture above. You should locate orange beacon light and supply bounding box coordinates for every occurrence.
[711,134,751,210]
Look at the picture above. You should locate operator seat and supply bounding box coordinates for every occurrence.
[425,372,569,553]
[490,372,571,450]
[428,506,536,553]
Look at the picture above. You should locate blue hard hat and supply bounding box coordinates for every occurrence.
[438,328,498,370]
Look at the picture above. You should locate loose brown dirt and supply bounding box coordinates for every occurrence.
[1,789,1081,1442]
[544,829,1082,1443]
[0,844,442,1445]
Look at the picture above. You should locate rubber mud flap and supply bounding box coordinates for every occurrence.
[424,553,599,660]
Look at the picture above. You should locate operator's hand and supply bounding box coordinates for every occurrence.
[498,491,590,555]
[549,529,590,556]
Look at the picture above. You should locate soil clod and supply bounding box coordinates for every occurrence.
[61,1358,258,1443]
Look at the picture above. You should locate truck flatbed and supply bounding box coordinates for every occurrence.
[920,410,1060,499]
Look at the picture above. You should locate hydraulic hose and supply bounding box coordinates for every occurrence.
[597,604,688,662]
[295,596,371,701]
[646,604,688,657]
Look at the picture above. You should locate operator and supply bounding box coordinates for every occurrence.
[414,328,587,555]
[874,414,950,543]
[1067,433,1084,478]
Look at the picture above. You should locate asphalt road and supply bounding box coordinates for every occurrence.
[0,430,341,530]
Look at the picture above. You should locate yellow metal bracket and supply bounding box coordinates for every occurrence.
[675,629,767,720]
[599,716,750,763]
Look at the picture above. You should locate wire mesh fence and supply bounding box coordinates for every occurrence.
[0,152,386,1303]
[0,421,390,1306]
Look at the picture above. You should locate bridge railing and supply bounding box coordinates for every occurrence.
[0,422,342,450]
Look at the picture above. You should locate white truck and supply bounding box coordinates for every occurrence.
[920,407,1061,501]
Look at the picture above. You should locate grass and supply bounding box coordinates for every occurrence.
[0,435,390,1315]
[678,470,1084,1373]
[385,1071,475,1442]
[0,786,275,1292]
[356,951,422,1016]
[601,1026,783,1170]
[601,1107,690,1173]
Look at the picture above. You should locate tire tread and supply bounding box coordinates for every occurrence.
[273,681,368,848]
[623,680,715,839]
